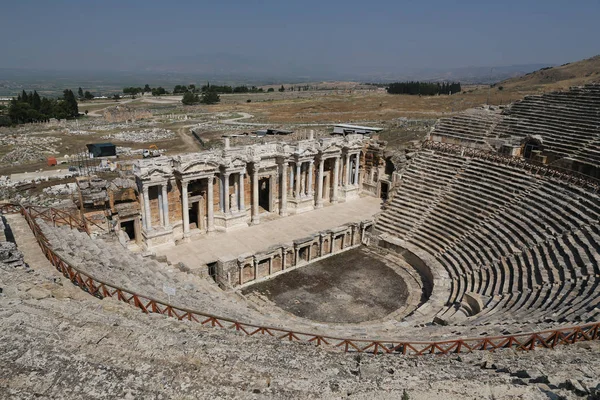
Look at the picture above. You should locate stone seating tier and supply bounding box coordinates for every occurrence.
[375,149,600,325]
[430,84,600,161]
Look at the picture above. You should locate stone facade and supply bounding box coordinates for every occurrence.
[217,220,373,288]
[134,134,387,249]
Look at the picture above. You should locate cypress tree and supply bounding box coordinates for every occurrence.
[32,91,41,111]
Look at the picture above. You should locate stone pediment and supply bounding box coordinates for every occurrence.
[179,159,220,174]
[145,167,171,177]
[231,156,248,167]
[319,142,343,154]
[295,146,318,157]
[135,157,173,180]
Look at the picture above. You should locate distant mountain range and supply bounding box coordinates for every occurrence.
[133,52,553,84]
[0,53,569,97]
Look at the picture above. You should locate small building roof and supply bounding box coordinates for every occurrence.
[334,124,383,132]
[86,143,117,157]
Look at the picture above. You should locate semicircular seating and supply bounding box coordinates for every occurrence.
[375,149,600,327]
[430,84,600,163]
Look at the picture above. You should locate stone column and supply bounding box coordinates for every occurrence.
[354,153,360,186]
[181,181,189,236]
[316,158,324,208]
[238,172,245,211]
[289,165,294,196]
[345,153,351,187]
[157,189,164,226]
[218,175,224,212]
[332,157,339,204]
[223,172,230,214]
[251,165,260,225]
[269,174,275,212]
[161,183,170,227]
[280,161,288,216]
[307,160,314,197]
[143,185,152,231]
[282,250,287,270]
[295,162,302,199]
[207,176,215,232]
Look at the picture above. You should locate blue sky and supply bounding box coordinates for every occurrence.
[1,0,598,74]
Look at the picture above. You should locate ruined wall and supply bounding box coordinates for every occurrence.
[218,221,372,288]
[148,180,183,227]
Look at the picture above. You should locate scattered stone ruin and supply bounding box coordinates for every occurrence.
[102,105,152,123]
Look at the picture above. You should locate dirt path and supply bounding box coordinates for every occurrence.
[85,98,136,117]
[176,124,202,151]
[218,112,336,127]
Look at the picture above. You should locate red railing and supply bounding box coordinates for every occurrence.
[2,202,599,354]
[0,203,107,234]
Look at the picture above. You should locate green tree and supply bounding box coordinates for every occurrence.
[62,89,79,117]
[200,89,220,105]
[84,91,94,100]
[78,87,84,99]
[39,97,54,116]
[267,87,275,92]
[144,84,151,93]
[181,91,200,105]
[173,85,188,94]
[278,85,285,92]
[32,90,41,111]
[152,87,166,96]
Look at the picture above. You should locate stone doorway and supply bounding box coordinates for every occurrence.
[188,195,206,231]
[259,177,271,212]
[380,181,389,201]
[523,141,541,159]
[121,220,135,240]
[189,202,199,230]
[207,262,217,282]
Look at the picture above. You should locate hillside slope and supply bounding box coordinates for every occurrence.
[497,55,600,92]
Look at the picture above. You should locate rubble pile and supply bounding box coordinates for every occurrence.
[43,183,77,196]
[77,177,108,207]
[0,242,26,268]
[102,128,176,143]
[63,129,95,136]
[115,146,143,156]
[1,146,58,165]
[108,177,137,190]
[0,134,61,165]
[90,120,158,131]
[103,105,152,123]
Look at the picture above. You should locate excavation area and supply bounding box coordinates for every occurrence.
[241,247,409,323]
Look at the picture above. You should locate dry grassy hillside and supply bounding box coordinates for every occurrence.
[497,55,600,92]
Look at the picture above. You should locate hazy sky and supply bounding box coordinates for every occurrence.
[1,0,599,74]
